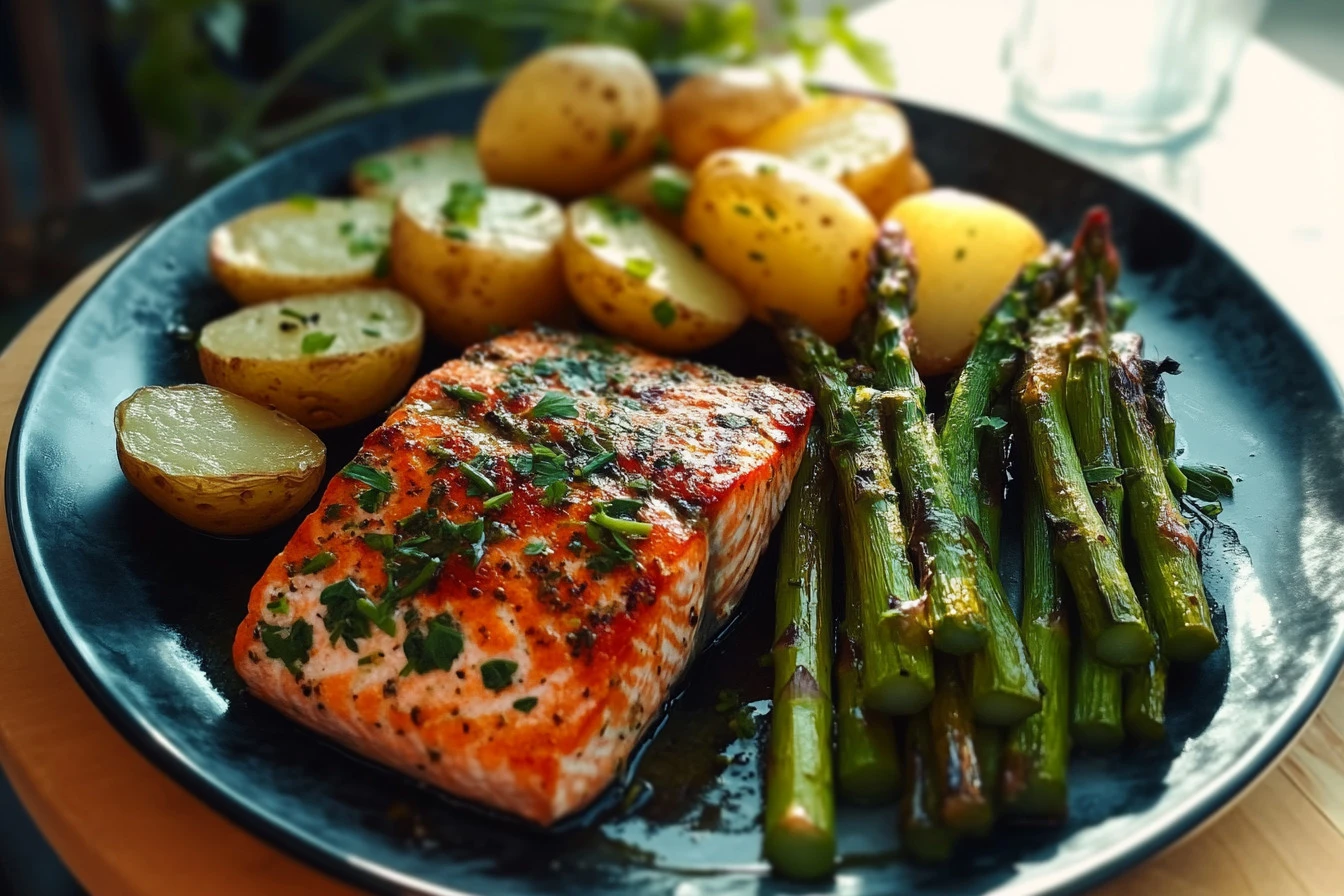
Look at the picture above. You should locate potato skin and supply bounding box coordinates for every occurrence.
[662,67,806,169]
[389,184,569,346]
[885,188,1046,376]
[683,149,877,343]
[561,199,748,353]
[746,95,914,217]
[476,45,660,197]
[609,164,692,233]
[208,198,392,305]
[114,387,325,536]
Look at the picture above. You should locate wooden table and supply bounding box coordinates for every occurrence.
[0,253,1342,895]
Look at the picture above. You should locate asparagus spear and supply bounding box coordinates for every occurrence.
[763,431,836,879]
[780,324,935,714]
[941,245,1071,527]
[1001,471,1071,819]
[939,249,1069,724]
[973,725,1003,820]
[1063,209,1126,747]
[857,226,988,654]
[928,656,994,835]
[1124,578,1168,743]
[836,550,901,804]
[1017,297,1154,666]
[971,415,1007,818]
[1110,333,1218,661]
[901,715,957,862]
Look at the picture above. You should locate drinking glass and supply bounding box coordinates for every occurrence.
[1007,0,1268,146]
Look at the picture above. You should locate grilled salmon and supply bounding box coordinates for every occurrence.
[233,329,812,824]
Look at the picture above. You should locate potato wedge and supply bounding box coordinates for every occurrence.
[390,181,569,346]
[198,289,424,430]
[562,198,749,353]
[115,384,326,535]
[476,45,660,197]
[746,95,914,217]
[350,134,482,199]
[683,149,876,343]
[886,189,1046,376]
[609,164,693,232]
[209,197,393,305]
[662,66,806,169]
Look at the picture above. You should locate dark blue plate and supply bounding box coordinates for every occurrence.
[9,76,1344,895]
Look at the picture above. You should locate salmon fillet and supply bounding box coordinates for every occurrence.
[233,329,812,824]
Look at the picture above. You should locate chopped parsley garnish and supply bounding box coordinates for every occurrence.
[266,594,289,615]
[591,509,652,537]
[279,307,310,323]
[323,503,346,522]
[763,204,777,221]
[356,488,387,513]
[626,476,653,493]
[342,463,393,493]
[524,539,549,555]
[400,613,464,676]
[358,654,375,666]
[319,578,373,650]
[347,234,383,256]
[443,226,470,241]
[373,247,391,278]
[300,552,336,574]
[338,220,355,236]
[528,391,579,420]
[301,331,337,354]
[480,658,519,691]
[458,458,498,496]
[650,174,690,215]
[356,158,394,184]
[609,128,629,153]
[441,383,487,403]
[513,696,539,713]
[651,298,676,328]
[715,413,751,429]
[441,180,487,227]
[733,204,752,216]
[482,491,513,511]
[260,619,313,678]
[585,233,609,246]
[369,311,387,322]
[521,201,543,217]
[542,480,569,508]
[362,328,382,338]
[287,194,318,211]
[590,195,641,225]
[757,163,778,175]
[624,257,656,280]
[362,532,394,552]
[577,450,617,478]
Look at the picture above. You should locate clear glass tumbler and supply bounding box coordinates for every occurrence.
[1007,0,1268,146]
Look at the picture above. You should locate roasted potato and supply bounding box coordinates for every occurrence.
[476,45,660,197]
[609,164,693,232]
[562,198,749,353]
[209,197,392,305]
[198,289,424,430]
[115,385,326,535]
[908,158,933,195]
[662,66,806,169]
[350,135,482,199]
[390,181,569,346]
[886,188,1046,376]
[683,149,877,343]
[746,95,914,217]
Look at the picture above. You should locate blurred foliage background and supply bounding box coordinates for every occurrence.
[0,0,888,318]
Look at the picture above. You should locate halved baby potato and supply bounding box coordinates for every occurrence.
[745,95,914,217]
[209,197,393,305]
[476,44,661,197]
[609,164,693,233]
[350,134,482,199]
[562,198,749,353]
[115,384,326,536]
[198,289,424,430]
[390,181,569,346]
[683,149,877,343]
[661,66,806,169]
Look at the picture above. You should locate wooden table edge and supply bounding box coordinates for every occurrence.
[0,253,1339,895]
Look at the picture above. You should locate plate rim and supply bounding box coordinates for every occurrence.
[7,79,1344,896]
